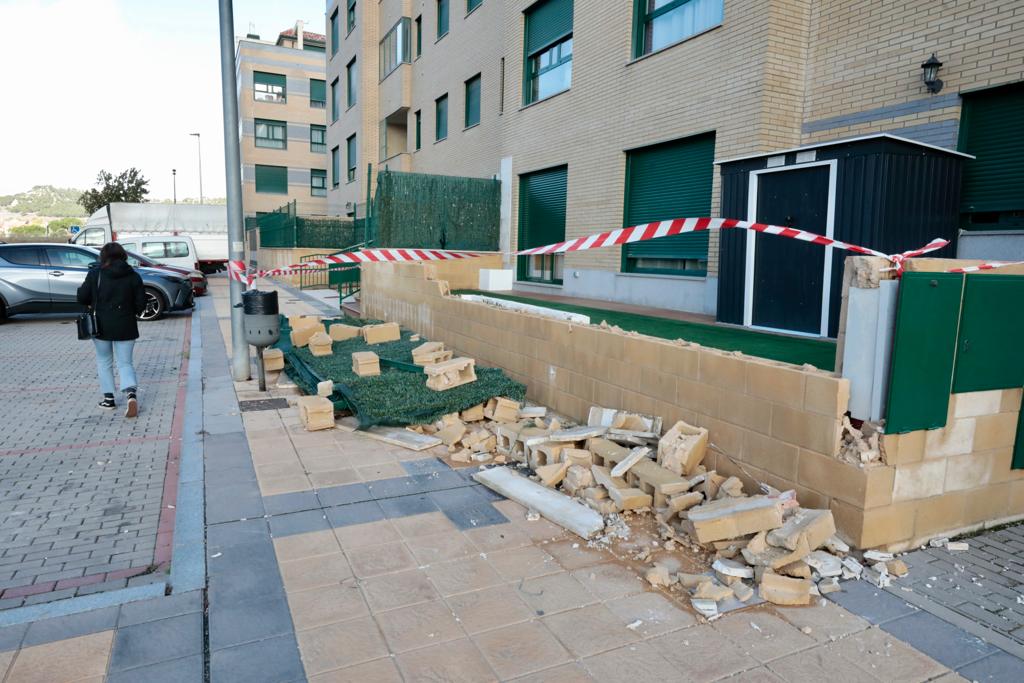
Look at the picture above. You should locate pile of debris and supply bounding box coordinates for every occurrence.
[409,398,551,464]
[470,405,911,619]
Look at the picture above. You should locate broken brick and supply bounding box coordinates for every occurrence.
[758,572,812,606]
[767,508,836,552]
[687,496,784,544]
[657,420,708,476]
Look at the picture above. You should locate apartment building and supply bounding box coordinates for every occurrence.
[326,0,1024,324]
[236,22,329,217]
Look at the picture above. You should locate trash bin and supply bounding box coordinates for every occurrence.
[241,289,280,391]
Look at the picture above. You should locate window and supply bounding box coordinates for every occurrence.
[141,242,189,259]
[310,78,326,108]
[80,228,106,246]
[310,124,326,153]
[379,18,411,80]
[346,58,357,107]
[464,74,481,128]
[331,146,341,187]
[253,71,286,103]
[634,0,722,57]
[331,78,340,122]
[0,246,42,266]
[347,0,356,33]
[254,119,287,149]
[523,0,573,104]
[437,0,449,39]
[255,164,288,194]
[311,169,327,197]
[414,110,422,150]
[467,0,482,12]
[959,82,1024,230]
[330,8,339,56]
[517,166,567,285]
[346,135,357,182]
[622,132,715,276]
[435,94,448,141]
[46,247,97,268]
[414,16,422,57]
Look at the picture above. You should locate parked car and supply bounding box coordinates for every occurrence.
[123,248,207,296]
[0,243,193,322]
[117,235,200,272]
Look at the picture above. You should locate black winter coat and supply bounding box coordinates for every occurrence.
[76,260,146,341]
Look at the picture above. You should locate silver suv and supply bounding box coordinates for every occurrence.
[0,243,194,322]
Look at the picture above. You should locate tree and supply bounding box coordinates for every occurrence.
[46,217,86,236]
[10,224,47,236]
[78,168,150,214]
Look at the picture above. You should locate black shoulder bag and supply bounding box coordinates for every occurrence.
[77,271,101,340]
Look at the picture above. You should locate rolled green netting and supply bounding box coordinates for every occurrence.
[278,316,525,427]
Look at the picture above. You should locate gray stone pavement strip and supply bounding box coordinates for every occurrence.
[0,312,187,610]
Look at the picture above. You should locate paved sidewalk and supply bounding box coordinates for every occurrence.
[0,313,189,609]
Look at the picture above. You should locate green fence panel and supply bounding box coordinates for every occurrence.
[952,274,1024,393]
[256,201,359,250]
[372,170,500,251]
[885,272,964,433]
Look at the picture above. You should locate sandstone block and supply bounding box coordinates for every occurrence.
[290,323,325,348]
[436,421,467,447]
[564,465,594,492]
[361,322,401,344]
[461,403,485,422]
[412,341,453,366]
[491,397,521,423]
[759,573,812,606]
[668,491,704,513]
[308,332,333,357]
[536,461,569,488]
[591,465,628,491]
[687,496,784,544]
[424,358,477,391]
[767,509,836,551]
[608,486,653,511]
[263,347,284,371]
[610,447,652,478]
[328,323,361,341]
[351,351,380,377]
[316,380,333,397]
[297,396,334,431]
[658,420,709,476]
[563,448,593,467]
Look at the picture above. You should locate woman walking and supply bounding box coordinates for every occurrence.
[77,242,146,417]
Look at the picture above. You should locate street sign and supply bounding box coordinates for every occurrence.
[70,225,81,234]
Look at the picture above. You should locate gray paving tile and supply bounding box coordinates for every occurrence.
[207,518,270,550]
[366,475,430,498]
[108,612,204,672]
[263,490,321,516]
[401,458,453,476]
[429,485,491,510]
[118,590,204,627]
[378,493,439,519]
[209,595,295,651]
[442,503,510,530]
[21,606,119,648]
[316,482,374,507]
[325,500,385,528]
[957,650,1024,681]
[210,632,306,683]
[0,622,27,652]
[268,509,330,538]
[880,610,998,669]
[206,480,265,524]
[106,654,204,683]
[827,579,919,624]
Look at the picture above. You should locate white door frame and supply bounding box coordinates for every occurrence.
[743,159,838,337]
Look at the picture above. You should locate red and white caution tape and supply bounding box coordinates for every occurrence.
[227,260,249,284]
[946,261,1024,273]
[230,248,478,286]
[516,217,949,275]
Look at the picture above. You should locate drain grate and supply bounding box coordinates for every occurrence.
[238,398,290,412]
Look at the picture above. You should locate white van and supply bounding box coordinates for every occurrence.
[117,236,199,271]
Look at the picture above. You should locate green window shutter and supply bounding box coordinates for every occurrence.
[331,78,340,122]
[623,133,715,269]
[331,147,340,186]
[415,110,422,150]
[254,71,286,89]
[525,0,573,55]
[437,0,449,37]
[468,0,483,11]
[330,10,339,54]
[519,166,567,249]
[346,60,357,107]
[465,75,481,127]
[959,83,1024,214]
[346,135,357,181]
[254,165,288,194]
[310,79,326,103]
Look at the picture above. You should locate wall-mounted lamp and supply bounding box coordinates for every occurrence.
[921,53,944,94]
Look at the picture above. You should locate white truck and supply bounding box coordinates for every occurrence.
[72,203,229,273]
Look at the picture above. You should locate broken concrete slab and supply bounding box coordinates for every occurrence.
[491,397,521,423]
[461,403,485,422]
[657,420,709,476]
[436,421,468,447]
[608,486,653,511]
[563,448,593,467]
[474,466,605,539]
[536,461,569,488]
[591,465,628,491]
[610,447,652,478]
[668,491,704,514]
[687,496,784,544]
[712,558,754,579]
[759,572,812,606]
[805,550,843,578]
[361,322,401,344]
[767,508,836,551]
[525,425,607,447]
[692,581,734,602]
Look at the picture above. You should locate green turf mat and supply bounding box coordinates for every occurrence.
[279,318,525,427]
[453,290,837,371]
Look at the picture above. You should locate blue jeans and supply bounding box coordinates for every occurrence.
[93,339,138,395]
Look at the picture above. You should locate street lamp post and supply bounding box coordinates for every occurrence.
[189,132,204,204]
[172,169,177,204]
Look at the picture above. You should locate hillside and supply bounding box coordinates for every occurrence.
[0,185,86,217]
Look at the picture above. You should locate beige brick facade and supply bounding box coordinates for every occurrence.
[237,30,328,217]
[328,0,1024,316]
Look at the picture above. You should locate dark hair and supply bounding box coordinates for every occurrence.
[100,242,128,269]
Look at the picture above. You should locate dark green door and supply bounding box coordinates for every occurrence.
[517,166,567,284]
[622,133,714,276]
[752,166,830,334]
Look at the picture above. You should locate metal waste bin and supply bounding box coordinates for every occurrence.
[241,289,280,391]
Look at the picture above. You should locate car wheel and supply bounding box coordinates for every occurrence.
[138,287,166,321]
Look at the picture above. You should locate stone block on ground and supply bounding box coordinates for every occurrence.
[351,351,380,377]
[658,420,709,476]
[328,323,361,341]
[424,358,477,391]
[316,380,333,397]
[608,486,653,511]
[298,395,335,431]
[491,397,521,423]
[361,322,401,344]
[687,496,784,544]
[767,508,836,551]
[412,341,453,366]
[264,347,284,371]
[759,573,812,605]
[308,331,333,357]
[290,323,325,348]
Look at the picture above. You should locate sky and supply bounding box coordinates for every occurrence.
[0,0,325,201]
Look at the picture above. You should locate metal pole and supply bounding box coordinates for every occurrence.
[190,133,204,204]
[172,169,177,204]
[218,0,250,381]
